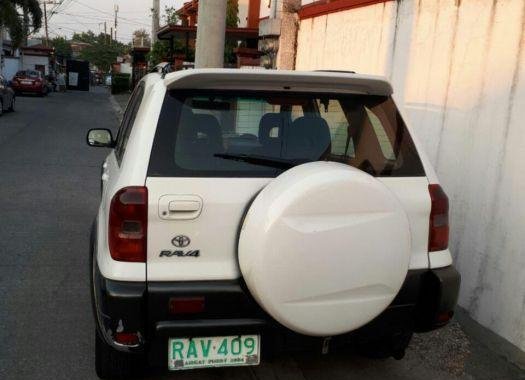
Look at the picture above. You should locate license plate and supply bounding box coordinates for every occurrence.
[168,335,260,370]
[21,81,32,85]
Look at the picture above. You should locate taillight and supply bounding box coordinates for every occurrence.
[108,186,148,262]
[428,184,449,252]
[114,332,140,346]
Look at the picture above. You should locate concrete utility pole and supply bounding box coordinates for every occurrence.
[114,4,119,42]
[152,0,160,44]
[44,1,49,46]
[0,27,4,73]
[194,0,227,68]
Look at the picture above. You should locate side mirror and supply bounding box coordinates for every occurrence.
[87,129,115,148]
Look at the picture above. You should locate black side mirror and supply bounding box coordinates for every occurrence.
[87,129,115,148]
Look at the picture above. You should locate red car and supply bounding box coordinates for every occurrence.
[11,70,49,96]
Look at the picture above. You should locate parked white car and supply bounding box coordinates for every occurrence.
[87,69,460,379]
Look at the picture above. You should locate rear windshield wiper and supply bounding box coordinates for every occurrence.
[214,153,309,169]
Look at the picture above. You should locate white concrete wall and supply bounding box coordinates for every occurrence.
[21,55,50,75]
[2,57,20,80]
[239,0,250,27]
[296,0,525,352]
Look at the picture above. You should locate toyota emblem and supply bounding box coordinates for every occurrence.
[172,235,191,248]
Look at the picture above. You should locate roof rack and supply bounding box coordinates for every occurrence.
[150,62,173,78]
[314,70,356,74]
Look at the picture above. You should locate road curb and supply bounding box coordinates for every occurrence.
[109,94,124,121]
[456,306,525,370]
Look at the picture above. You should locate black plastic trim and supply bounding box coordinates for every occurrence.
[91,220,147,353]
[414,265,461,332]
[156,319,267,335]
[91,252,460,356]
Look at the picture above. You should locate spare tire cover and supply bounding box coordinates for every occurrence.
[239,162,410,336]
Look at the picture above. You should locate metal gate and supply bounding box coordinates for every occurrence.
[66,59,90,91]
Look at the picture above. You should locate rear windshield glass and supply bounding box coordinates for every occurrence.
[148,91,425,177]
[16,70,39,78]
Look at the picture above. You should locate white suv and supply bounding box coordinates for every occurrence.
[88,69,460,379]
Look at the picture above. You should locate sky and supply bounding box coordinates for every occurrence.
[44,0,186,43]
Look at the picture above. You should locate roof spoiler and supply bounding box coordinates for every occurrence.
[164,69,393,96]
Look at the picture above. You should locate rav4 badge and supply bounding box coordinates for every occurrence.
[160,250,200,257]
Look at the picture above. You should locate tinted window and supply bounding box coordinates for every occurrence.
[148,91,425,178]
[114,83,145,163]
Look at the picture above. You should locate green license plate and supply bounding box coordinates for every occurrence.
[168,335,260,370]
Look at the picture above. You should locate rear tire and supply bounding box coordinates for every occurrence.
[95,330,145,379]
[9,97,15,112]
[0,99,3,116]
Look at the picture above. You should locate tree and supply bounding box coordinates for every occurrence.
[71,31,128,72]
[0,0,42,48]
[163,5,179,25]
[226,0,239,28]
[132,29,151,48]
[147,40,169,66]
[50,36,72,61]
[224,0,240,64]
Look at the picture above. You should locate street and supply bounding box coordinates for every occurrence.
[0,89,523,380]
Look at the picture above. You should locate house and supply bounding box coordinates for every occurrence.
[20,43,54,76]
[70,41,91,59]
[156,0,262,69]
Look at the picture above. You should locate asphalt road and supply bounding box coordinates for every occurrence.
[0,89,524,380]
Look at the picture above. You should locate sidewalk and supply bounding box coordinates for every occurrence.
[110,92,130,119]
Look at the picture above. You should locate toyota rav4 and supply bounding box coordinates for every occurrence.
[87,69,460,379]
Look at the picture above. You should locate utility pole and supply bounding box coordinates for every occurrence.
[110,27,113,45]
[43,1,49,46]
[114,4,119,42]
[152,0,160,44]
[42,1,59,47]
[195,0,227,68]
[104,22,107,44]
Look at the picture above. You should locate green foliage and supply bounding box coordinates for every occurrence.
[163,5,179,25]
[50,36,72,60]
[226,0,239,28]
[0,0,43,48]
[224,0,240,64]
[148,38,187,66]
[148,40,169,66]
[111,73,131,94]
[71,31,128,72]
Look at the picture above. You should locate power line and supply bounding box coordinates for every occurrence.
[69,0,151,26]
[54,11,150,28]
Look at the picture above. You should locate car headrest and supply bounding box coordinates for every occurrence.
[177,109,198,142]
[192,113,223,150]
[258,113,282,145]
[285,116,331,160]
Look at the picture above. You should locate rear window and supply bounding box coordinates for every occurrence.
[16,70,39,78]
[148,91,425,178]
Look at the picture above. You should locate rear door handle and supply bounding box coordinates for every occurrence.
[168,200,201,212]
[159,195,203,220]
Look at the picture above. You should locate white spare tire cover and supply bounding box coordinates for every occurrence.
[239,162,410,336]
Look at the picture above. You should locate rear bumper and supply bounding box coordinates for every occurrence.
[12,83,44,93]
[92,264,460,364]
